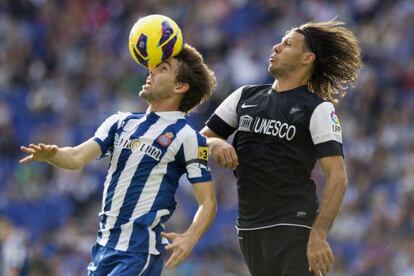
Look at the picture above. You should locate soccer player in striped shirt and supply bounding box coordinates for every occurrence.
[19,44,217,276]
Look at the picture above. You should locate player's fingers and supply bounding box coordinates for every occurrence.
[161,232,177,240]
[164,240,181,251]
[165,251,183,269]
[308,256,318,274]
[327,249,334,265]
[20,146,36,154]
[19,156,34,164]
[39,143,51,151]
[162,233,181,251]
[313,258,327,276]
[217,152,227,168]
[221,151,232,168]
[319,248,333,272]
[224,148,239,168]
[29,144,42,151]
[228,148,239,168]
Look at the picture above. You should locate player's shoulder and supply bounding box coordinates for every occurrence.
[300,88,331,111]
[233,83,272,103]
[103,111,146,128]
[179,122,208,142]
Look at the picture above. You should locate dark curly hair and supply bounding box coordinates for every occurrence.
[293,20,362,103]
[174,44,216,112]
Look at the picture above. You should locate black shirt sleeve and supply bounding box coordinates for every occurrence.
[205,114,236,139]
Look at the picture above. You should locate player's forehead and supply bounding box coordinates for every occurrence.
[158,58,180,71]
[281,30,305,44]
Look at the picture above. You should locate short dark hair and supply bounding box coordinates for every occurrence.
[294,20,362,103]
[174,44,216,112]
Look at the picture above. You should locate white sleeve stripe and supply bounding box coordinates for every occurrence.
[309,102,343,145]
[214,86,244,128]
[180,126,203,178]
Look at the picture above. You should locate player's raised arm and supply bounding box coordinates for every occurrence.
[162,180,217,269]
[201,127,238,169]
[19,139,101,170]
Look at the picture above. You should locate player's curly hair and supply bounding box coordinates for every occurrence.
[175,44,216,112]
[294,20,362,103]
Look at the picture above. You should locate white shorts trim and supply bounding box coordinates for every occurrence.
[236,223,311,231]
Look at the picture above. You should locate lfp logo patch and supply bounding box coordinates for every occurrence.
[330,111,340,125]
[330,111,341,132]
[157,132,174,147]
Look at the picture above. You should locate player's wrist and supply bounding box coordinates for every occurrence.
[310,227,328,239]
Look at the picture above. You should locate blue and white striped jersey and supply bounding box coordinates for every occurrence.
[92,111,211,254]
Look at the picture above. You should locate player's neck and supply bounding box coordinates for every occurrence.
[272,80,305,92]
[272,74,310,92]
[147,100,181,113]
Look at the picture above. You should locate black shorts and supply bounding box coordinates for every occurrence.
[238,226,314,276]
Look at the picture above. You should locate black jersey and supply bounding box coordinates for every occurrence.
[206,84,343,230]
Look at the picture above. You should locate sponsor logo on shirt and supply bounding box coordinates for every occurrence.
[290,106,301,114]
[238,115,254,132]
[241,103,258,108]
[238,116,296,141]
[296,211,307,218]
[114,134,162,161]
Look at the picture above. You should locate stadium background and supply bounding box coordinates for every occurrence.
[1,0,414,275]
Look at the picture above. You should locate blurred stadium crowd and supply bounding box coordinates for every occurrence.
[1,0,414,275]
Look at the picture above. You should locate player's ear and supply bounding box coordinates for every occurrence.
[174,82,189,95]
[303,52,316,65]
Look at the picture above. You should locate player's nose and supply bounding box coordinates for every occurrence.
[149,67,157,76]
[272,43,281,53]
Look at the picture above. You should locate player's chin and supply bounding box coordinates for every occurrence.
[139,89,150,99]
[268,65,276,76]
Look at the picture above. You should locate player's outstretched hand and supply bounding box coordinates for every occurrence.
[161,232,197,269]
[19,143,58,164]
[209,139,238,169]
[307,230,334,276]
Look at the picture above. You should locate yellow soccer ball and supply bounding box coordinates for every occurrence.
[129,14,184,69]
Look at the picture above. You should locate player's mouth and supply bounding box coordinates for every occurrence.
[269,55,279,64]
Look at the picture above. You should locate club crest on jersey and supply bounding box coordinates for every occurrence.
[157,132,174,147]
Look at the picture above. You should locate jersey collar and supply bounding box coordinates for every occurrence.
[149,111,186,120]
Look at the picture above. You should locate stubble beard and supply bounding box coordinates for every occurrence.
[139,87,172,104]
[269,65,285,79]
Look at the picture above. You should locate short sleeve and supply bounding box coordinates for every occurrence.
[93,113,121,158]
[182,131,212,184]
[309,102,343,158]
[205,86,244,138]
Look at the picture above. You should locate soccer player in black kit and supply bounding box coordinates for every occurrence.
[201,20,362,276]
